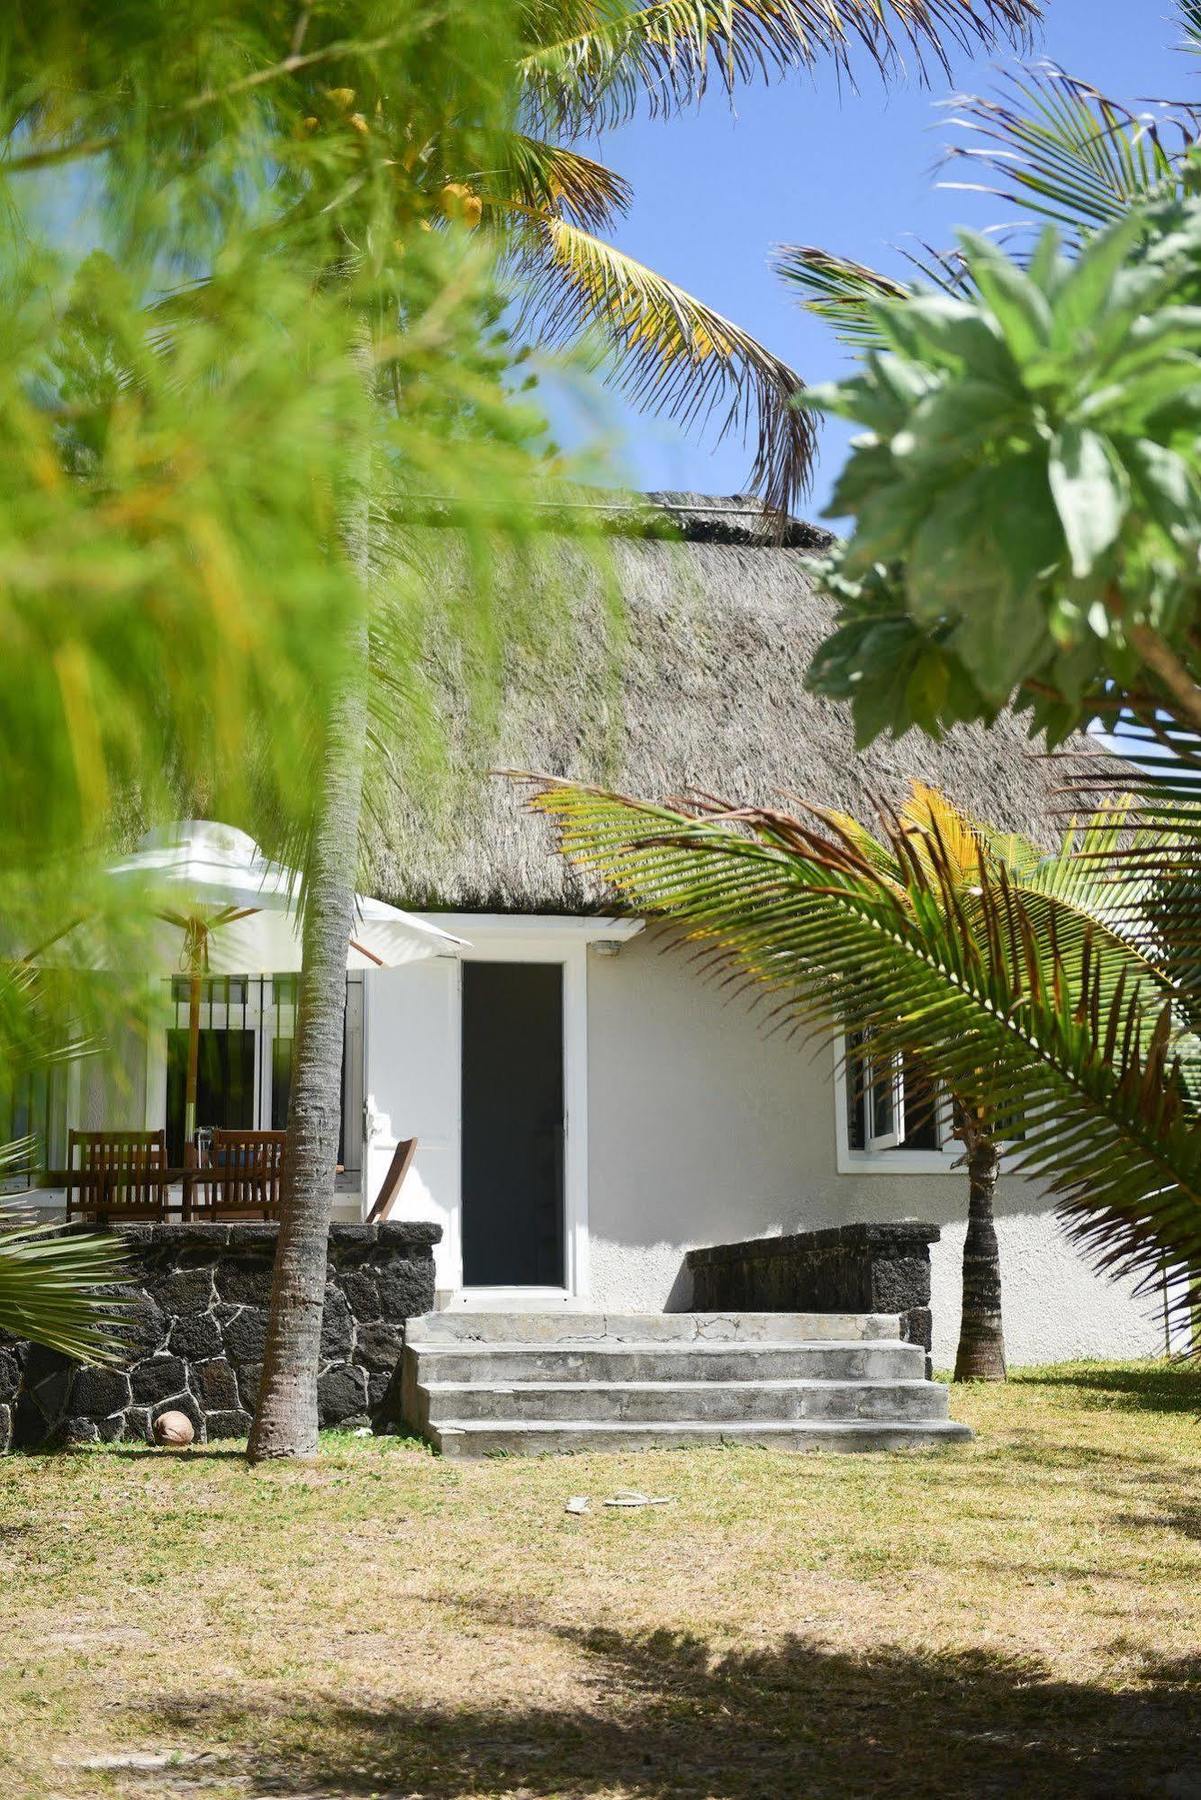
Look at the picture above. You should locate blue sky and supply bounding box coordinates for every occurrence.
[546,0,1192,521]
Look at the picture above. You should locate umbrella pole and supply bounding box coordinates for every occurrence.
[184,969,201,1150]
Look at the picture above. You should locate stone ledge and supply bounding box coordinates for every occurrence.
[2,1218,442,1452]
[56,1220,442,1253]
[685,1222,940,1374]
[688,1222,940,1267]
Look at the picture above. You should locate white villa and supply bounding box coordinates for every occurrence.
[24,495,1167,1371]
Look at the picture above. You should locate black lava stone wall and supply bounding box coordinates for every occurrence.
[687,1221,939,1375]
[0,1220,439,1450]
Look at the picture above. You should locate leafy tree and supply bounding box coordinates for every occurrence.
[743,13,1201,1341]
[774,7,1201,745]
[0,5,589,1449]
[801,206,1201,749]
[527,777,1184,1374]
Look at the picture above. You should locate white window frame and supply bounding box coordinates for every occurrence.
[834,1036,962,1175]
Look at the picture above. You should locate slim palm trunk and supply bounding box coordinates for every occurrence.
[247,614,369,1462]
[953,1131,1007,1382]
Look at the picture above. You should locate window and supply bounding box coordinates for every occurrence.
[162,972,362,1171]
[839,1033,1024,1171]
[842,1031,956,1165]
[171,975,248,1007]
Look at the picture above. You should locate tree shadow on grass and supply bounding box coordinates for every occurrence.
[1009,1364,1201,1415]
[132,1622,1201,1800]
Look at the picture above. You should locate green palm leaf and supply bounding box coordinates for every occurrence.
[774,241,966,349]
[0,1141,130,1363]
[784,53,1201,347]
[939,62,1199,243]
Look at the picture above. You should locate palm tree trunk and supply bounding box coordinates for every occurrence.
[246,613,368,1463]
[953,1131,1007,1382]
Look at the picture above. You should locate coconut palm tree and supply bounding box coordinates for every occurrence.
[525,776,1194,1375]
[239,0,1044,1457]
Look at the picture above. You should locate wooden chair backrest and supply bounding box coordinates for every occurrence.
[204,1128,286,1218]
[366,1137,417,1224]
[67,1129,167,1219]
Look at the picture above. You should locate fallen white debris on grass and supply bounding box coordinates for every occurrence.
[603,1489,674,1509]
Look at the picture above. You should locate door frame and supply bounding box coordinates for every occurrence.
[417,914,642,1310]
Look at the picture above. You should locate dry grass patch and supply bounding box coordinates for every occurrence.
[1,1360,1199,1799]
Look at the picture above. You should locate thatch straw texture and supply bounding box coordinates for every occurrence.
[366,494,1092,913]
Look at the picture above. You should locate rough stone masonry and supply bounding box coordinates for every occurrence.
[0,1220,439,1450]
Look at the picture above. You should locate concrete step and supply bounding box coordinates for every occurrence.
[426,1418,972,1457]
[417,1377,951,1426]
[406,1340,927,1385]
[398,1311,968,1458]
[414,1310,901,1344]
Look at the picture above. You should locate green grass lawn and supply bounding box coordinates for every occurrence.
[1,1360,1199,1799]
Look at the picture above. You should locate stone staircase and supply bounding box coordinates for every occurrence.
[399,1311,971,1456]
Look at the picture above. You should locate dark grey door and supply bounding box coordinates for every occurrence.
[461,962,564,1287]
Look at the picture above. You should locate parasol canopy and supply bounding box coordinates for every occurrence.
[40,820,463,1144]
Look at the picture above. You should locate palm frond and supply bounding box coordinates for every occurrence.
[775,240,969,348]
[484,134,633,232]
[1177,1,1201,56]
[515,215,814,517]
[939,62,1200,244]
[524,775,1201,1334]
[0,1143,131,1364]
[774,246,911,350]
[519,0,1039,132]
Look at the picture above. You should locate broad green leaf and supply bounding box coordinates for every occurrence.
[1028,226,1071,301]
[904,650,951,732]
[1048,423,1130,576]
[1050,210,1150,352]
[907,454,1057,615]
[898,378,1025,469]
[879,293,1019,389]
[958,229,1053,361]
[907,456,1061,699]
[1117,436,1201,547]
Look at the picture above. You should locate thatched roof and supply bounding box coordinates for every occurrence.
[366,493,1090,914]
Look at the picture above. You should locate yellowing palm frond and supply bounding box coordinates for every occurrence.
[520,0,1039,132]
[899,779,987,888]
[517,215,814,517]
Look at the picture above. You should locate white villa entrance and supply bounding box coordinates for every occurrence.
[362,915,641,1305]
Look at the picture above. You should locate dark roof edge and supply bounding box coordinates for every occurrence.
[645,491,835,551]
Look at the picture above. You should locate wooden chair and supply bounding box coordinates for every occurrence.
[193,1128,286,1219]
[366,1138,417,1224]
[66,1129,167,1221]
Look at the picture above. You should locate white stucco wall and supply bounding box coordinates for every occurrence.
[584,930,1164,1368]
